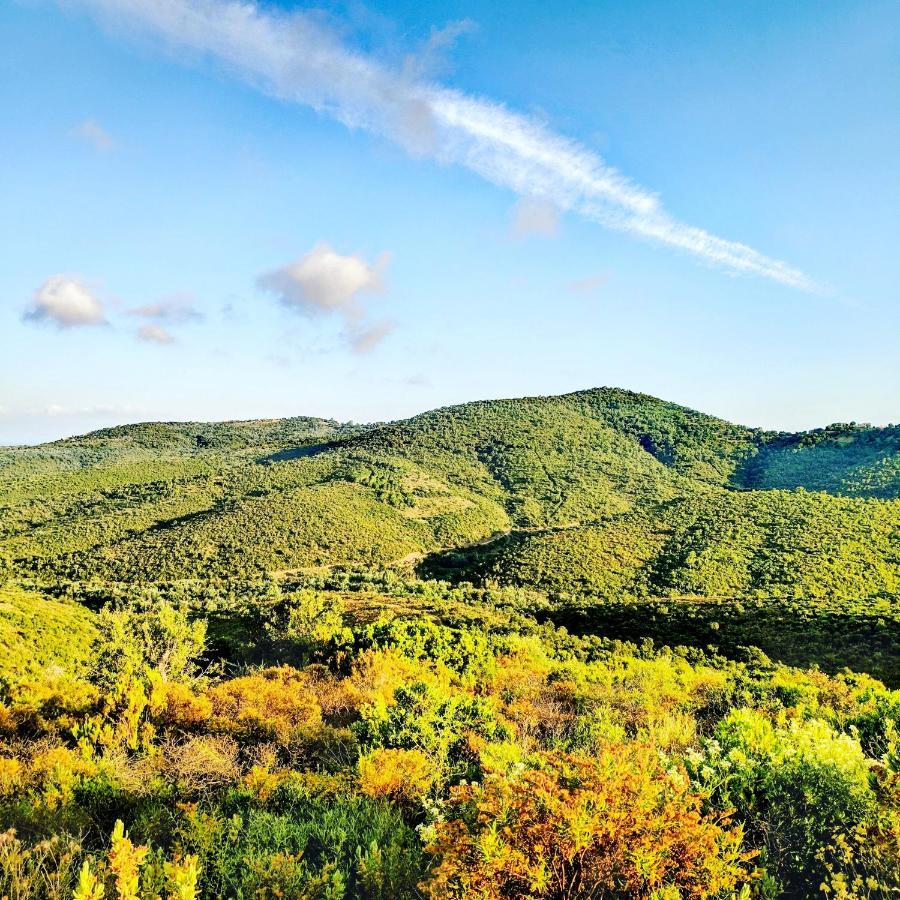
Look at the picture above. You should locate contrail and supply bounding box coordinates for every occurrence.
[70,0,820,292]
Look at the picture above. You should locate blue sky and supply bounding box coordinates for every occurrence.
[1,0,898,444]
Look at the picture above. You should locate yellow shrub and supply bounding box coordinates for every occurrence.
[205,667,322,744]
[155,682,212,729]
[348,649,427,708]
[27,744,98,808]
[0,757,23,796]
[478,740,525,775]
[358,747,435,802]
[108,819,148,900]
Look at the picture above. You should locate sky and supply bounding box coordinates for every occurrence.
[1,0,898,445]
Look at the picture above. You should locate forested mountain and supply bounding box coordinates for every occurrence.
[3,388,900,898]
[3,388,898,601]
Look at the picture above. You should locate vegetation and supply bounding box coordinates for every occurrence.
[1,387,899,896]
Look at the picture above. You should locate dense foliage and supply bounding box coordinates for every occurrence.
[2,388,899,896]
[0,584,898,898]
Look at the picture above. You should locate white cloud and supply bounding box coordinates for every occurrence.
[512,197,560,239]
[258,242,387,319]
[69,118,114,150]
[258,243,391,352]
[69,0,820,292]
[24,275,106,327]
[137,323,176,344]
[128,293,202,322]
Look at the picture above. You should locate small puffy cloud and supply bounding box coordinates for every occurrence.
[24,275,106,328]
[69,118,114,151]
[512,197,560,239]
[128,293,202,323]
[568,274,608,294]
[137,323,175,344]
[258,243,388,319]
[258,243,392,352]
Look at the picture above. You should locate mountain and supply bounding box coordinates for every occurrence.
[4,386,898,582]
[2,387,898,677]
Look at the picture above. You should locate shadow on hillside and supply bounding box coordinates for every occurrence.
[417,532,518,583]
[258,442,334,465]
[543,601,900,688]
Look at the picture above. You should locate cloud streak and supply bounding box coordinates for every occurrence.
[69,0,819,291]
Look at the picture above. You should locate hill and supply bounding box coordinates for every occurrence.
[2,388,899,899]
[1,386,899,677]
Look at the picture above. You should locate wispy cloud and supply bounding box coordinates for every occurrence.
[137,323,176,344]
[512,197,560,239]
[24,275,106,327]
[128,292,203,323]
[69,118,114,150]
[68,0,819,291]
[569,274,608,294]
[347,320,394,354]
[403,19,478,80]
[0,402,143,420]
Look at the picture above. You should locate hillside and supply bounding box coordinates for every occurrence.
[2,387,899,677]
[2,388,900,899]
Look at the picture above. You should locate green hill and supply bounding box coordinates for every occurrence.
[1,387,898,677]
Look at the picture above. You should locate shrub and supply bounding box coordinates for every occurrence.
[163,735,241,796]
[689,708,878,893]
[205,666,322,745]
[423,745,754,899]
[353,680,507,775]
[357,748,435,803]
[92,600,206,691]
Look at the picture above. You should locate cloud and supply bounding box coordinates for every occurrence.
[568,274,608,294]
[258,242,390,351]
[68,0,820,292]
[258,243,392,352]
[137,323,176,344]
[24,275,106,327]
[347,320,394,354]
[512,197,560,239]
[69,118,114,150]
[404,19,477,80]
[128,293,203,323]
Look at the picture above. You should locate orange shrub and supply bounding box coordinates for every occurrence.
[154,682,213,729]
[358,747,435,802]
[423,745,754,899]
[205,666,322,744]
